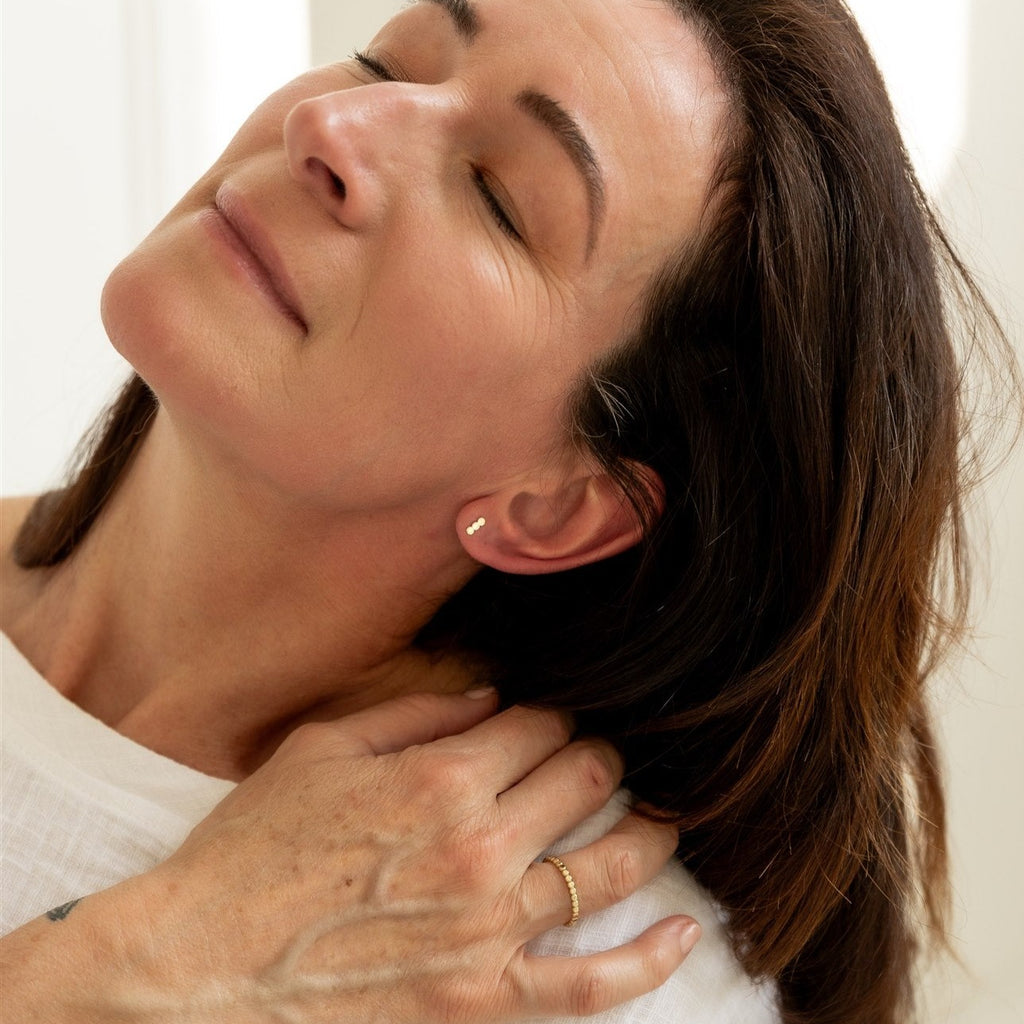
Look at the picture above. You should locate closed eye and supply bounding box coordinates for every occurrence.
[351,50,407,84]
[350,50,524,245]
[472,168,521,241]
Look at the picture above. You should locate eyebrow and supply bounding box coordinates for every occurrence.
[515,90,606,256]
[421,0,481,41]
[420,0,606,256]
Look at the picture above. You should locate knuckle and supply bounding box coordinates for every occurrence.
[279,720,335,757]
[574,745,618,794]
[510,703,567,728]
[568,963,612,1017]
[603,844,644,902]
[537,707,575,746]
[503,705,573,748]
[420,752,476,795]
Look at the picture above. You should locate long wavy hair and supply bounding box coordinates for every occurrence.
[15,1,1015,1021]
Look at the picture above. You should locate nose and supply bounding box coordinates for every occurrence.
[284,83,455,232]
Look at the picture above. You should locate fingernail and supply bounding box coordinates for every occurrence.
[464,686,496,699]
[678,919,702,955]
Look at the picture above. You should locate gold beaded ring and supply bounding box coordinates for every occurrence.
[543,855,580,927]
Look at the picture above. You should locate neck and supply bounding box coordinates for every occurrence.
[3,413,482,779]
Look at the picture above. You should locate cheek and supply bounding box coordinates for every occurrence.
[360,248,572,420]
[101,220,273,409]
[283,256,581,498]
[100,226,306,498]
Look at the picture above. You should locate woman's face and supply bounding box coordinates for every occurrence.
[102,0,728,514]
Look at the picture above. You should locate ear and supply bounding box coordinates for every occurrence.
[457,463,663,576]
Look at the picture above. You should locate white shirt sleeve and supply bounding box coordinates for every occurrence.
[528,793,780,1024]
[2,633,780,1022]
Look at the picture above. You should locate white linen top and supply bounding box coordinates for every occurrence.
[1,632,779,1023]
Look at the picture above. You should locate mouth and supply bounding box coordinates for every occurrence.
[205,187,308,334]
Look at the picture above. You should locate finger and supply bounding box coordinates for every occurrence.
[517,812,679,935]
[514,916,701,1018]
[496,739,624,855]
[329,689,500,756]
[436,704,574,789]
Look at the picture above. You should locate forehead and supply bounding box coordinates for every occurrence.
[395,0,728,280]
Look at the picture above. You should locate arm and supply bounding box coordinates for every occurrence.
[1,692,699,1023]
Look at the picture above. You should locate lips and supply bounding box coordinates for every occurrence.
[209,186,308,333]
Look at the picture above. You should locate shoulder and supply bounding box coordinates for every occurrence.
[529,793,780,1024]
[1,495,41,630]
[1,495,37,554]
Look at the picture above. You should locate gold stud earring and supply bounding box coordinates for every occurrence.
[466,517,486,536]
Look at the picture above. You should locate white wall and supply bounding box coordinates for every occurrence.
[916,2,1024,1017]
[3,1,1022,1019]
[2,1,137,493]
[308,0,405,66]
[1,0,309,495]
[838,4,1024,1014]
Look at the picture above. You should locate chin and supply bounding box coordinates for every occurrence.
[102,246,241,441]
[103,251,181,380]
[100,243,304,499]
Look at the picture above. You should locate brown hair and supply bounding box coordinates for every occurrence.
[15,1,1016,1022]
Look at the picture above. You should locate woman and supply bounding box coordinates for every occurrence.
[0,0,1008,1021]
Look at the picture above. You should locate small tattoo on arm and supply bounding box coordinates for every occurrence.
[45,899,82,921]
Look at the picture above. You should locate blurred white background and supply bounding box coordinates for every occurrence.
[2,1,1021,1019]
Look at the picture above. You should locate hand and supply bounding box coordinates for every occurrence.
[2,692,699,1023]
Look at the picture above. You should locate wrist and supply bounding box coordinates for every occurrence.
[0,874,263,1024]
[1,888,140,1023]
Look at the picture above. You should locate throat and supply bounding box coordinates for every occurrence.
[102,646,484,781]
[1,424,485,781]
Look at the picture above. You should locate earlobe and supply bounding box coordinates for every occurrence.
[464,516,487,536]
[457,464,662,576]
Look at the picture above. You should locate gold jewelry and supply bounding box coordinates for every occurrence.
[466,516,486,536]
[543,855,580,927]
